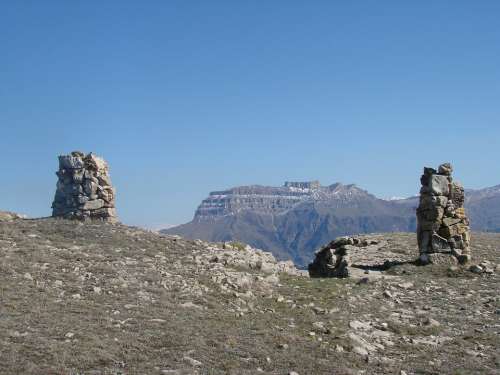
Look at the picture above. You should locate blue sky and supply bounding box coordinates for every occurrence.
[1,1,499,228]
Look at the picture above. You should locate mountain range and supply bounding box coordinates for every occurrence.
[163,181,500,266]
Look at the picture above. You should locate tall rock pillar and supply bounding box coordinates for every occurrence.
[417,163,470,264]
[51,151,117,222]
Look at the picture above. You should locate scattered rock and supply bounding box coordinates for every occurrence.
[397,282,414,289]
[182,356,202,367]
[424,318,441,327]
[352,346,369,356]
[469,264,483,274]
[383,290,393,299]
[180,302,203,310]
[312,321,330,334]
[349,320,371,330]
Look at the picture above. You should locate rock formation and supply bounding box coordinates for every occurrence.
[416,163,470,264]
[51,151,117,222]
[308,234,412,278]
[193,182,323,219]
[0,210,25,222]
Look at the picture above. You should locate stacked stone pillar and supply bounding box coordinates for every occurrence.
[417,163,470,264]
[51,151,117,222]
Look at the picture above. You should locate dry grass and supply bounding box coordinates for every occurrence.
[0,219,498,374]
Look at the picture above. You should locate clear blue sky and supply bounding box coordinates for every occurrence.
[1,1,499,228]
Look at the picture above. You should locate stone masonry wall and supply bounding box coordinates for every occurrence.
[417,163,470,264]
[51,151,117,222]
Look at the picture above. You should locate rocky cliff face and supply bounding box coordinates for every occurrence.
[193,182,373,220]
[165,181,500,267]
[165,182,417,266]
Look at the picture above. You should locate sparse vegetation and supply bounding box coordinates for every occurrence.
[226,241,247,251]
[0,219,498,374]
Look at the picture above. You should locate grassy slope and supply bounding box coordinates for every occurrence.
[0,219,499,375]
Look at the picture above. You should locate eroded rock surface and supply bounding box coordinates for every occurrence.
[51,151,117,222]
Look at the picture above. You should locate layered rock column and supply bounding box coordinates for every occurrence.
[417,163,470,264]
[51,151,117,222]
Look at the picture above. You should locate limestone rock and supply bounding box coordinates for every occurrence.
[438,163,453,176]
[308,235,407,278]
[58,155,85,169]
[417,163,470,264]
[429,175,450,196]
[0,211,24,222]
[51,151,117,223]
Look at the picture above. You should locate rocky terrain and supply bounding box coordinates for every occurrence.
[0,210,25,222]
[164,181,500,266]
[1,215,498,374]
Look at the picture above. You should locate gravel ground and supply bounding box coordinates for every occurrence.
[0,218,498,375]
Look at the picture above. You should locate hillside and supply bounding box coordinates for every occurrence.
[466,185,500,233]
[165,182,417,266]
[164,182,500,266]
[1,216,499,374]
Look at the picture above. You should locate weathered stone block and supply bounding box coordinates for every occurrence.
[59,155,84,169]
[438,163,453,176]
[97,174,112,187]
[431,233,450,252]
[72,169,85,183]
[429,175,450,196]
[84,180,98,195]
[450,182,465,208]
[454,207,466,218]
[439,221,468,238]
[417,206,444,222]
[419,195,447,209]
[442,217,462,227]
[85,153,108,172]
[82,199,104,210]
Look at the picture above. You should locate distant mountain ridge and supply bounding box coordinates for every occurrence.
[464,185,500,233]
[163,181,500,266]
[194,181,376,219]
